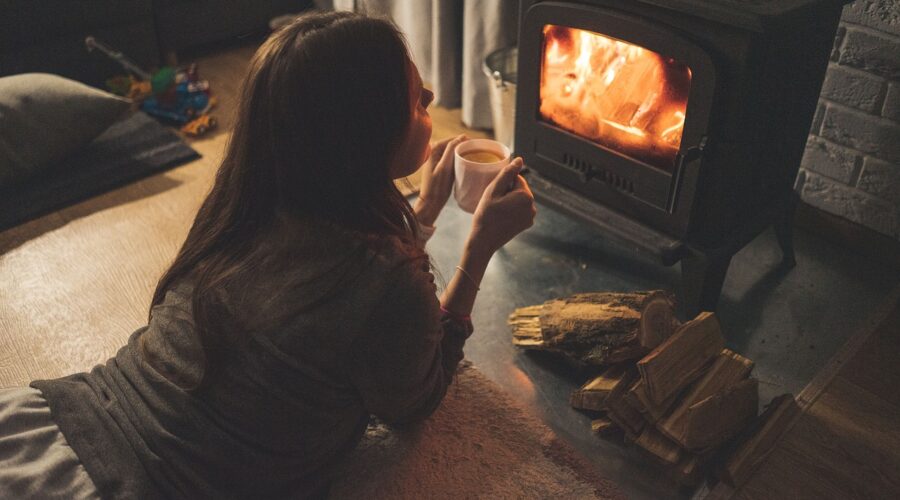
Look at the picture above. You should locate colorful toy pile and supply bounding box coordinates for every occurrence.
[86,36,217,137]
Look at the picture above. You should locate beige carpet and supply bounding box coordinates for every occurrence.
[331,362,625,499]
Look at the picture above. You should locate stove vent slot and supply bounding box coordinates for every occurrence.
[561,153,634,194]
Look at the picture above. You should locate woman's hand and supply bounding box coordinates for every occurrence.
[414,134,467,227]
[466,157,537,258]
[440,157,535,318]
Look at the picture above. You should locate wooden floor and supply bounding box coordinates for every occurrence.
[708,286,900,499]
[0,39,487,387]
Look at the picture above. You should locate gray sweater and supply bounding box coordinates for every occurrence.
[32,220,472,499]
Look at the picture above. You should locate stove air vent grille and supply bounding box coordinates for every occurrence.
[562,153,635,194]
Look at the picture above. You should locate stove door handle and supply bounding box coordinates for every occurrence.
[667,137,708,213]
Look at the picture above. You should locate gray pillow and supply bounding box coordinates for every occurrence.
[0,73,131,189]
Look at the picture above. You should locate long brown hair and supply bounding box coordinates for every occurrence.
[150,11,422,386]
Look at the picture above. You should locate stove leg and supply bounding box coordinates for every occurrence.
[774,195,798,268]
[679,250,734,320]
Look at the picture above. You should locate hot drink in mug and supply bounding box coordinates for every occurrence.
[453,139,511,213]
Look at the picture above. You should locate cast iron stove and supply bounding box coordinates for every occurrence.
[515,0,851,318]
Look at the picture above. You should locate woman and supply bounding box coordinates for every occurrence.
[0,11,535,499]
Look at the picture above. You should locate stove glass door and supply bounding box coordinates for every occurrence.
[539,24,692,172]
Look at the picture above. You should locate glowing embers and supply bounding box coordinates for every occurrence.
[540,25,692,171]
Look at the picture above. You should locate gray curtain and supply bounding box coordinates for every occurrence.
[327,0,517,130]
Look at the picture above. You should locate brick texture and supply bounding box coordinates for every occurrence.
[838,28,900,80]
[884,82,900,122]
[820,105,900,165]
[857,156,900,203]
[831,25,846,62]
[842,0,900,35]
[801,172,900,238]
[801,136,860,183]
[811,103,826,134]
[819,64,886,113]
[799,1,900,240]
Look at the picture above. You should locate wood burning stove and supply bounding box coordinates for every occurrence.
[515,0,851,318]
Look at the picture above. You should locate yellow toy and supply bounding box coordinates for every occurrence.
[181,113,218,137]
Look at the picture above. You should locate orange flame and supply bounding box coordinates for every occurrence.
[540,25,692,171]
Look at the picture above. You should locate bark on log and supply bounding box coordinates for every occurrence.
[719,394,800,488]
[509,291,679,366]
[638,292,681,349]
[657,349,754,443]
[637,311,725,406]
[683,378,759,452]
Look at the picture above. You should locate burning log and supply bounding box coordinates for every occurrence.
[637,311,725,406]
[509,291,679,366]
[538,24,691,170]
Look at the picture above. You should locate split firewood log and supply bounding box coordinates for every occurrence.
[718,394,800,488]
[670,454,704,487]
[634,426,683,466]
[590,416,618,436]
[627,378,681,424]
[604,367,646,437]
[570,364,629,411]
[682,378,759,452]
[637,311,725,406]
[657,349,754,444]
[509,291,680,366]
[622,379,647,415]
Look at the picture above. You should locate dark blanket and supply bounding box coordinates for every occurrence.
[0,111,199,231]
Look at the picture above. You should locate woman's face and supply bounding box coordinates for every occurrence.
[389,60,434,179]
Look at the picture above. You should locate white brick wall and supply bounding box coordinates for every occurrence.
[797,0,900,240]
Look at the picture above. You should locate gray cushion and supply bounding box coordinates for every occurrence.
[0,73,131,189]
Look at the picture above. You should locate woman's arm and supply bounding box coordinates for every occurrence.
[348,257,471,425]
[348,159,534,424]
[438,243,490,319]
[440,158,536,317]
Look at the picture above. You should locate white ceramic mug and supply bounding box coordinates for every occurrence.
[453,139,511,213]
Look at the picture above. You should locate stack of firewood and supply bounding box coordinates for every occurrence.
[509,291,798,487]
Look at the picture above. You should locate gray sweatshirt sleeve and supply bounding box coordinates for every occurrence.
[347,257,473,425]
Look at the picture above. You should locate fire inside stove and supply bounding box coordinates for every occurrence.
[540,25,692,172]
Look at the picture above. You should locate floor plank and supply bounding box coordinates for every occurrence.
[838,306,900,408]
[724,289,900,499]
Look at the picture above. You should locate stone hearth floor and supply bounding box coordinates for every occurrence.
[423,198,898,499]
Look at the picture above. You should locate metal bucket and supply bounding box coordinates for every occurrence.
[483,46,517,149]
